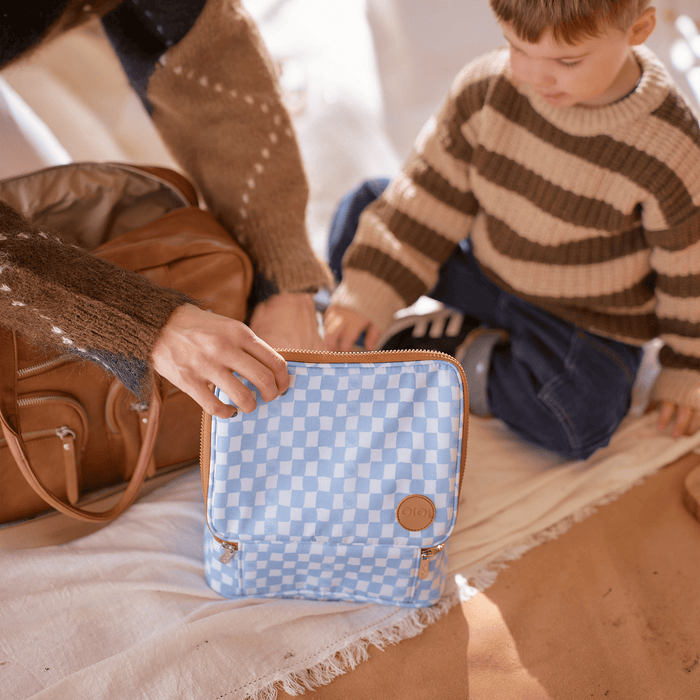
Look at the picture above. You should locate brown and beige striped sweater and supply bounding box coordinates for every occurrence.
[332,46,700,411]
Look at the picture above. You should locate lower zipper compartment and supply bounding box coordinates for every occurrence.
[205,531,450,606]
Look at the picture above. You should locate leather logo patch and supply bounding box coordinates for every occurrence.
[396,495,436,531]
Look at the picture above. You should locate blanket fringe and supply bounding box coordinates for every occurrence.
[243,591,459,700]
[460,474,652,595]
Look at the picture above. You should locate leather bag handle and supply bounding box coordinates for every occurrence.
[0,328,162,523]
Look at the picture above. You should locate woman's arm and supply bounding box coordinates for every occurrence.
[0,202,288,408]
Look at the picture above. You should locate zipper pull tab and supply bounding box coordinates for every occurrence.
[56,426,79,505]
[418,552,431,580]
[219,542,238,564]
[418,543,446,580]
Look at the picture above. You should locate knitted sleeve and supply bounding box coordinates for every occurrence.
[8,0,332,297]
[644,97,700,411]
[116,0,333,296]
[0,202,190,398]
[329,56,496,330]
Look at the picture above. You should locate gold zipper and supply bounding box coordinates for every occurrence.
[218,541,238,564]
[0,424,75,448]
[9,395,90,446]
[17,356,73,379]
[277,347,463,365]
[418,542,446,580]
[15,394,84,411]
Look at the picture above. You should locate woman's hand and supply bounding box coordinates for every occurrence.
[151,304,289,418]
[323,304,381,351]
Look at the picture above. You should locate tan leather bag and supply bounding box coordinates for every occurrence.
[0,162,253,525]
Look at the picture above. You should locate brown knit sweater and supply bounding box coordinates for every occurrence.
[331,46,700,411]
[0,0,332,397]
[145,0,332,294]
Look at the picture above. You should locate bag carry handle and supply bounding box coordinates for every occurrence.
[0,329,162,523]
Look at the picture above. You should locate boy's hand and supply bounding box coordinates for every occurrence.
[249,292,323,351]
[323,305,381,351]
[656,400,700,439]
[151,303,289,419]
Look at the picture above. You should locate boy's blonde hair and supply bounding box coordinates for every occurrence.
[489,0,652,44]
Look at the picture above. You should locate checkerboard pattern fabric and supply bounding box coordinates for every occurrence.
[204,356,466,607]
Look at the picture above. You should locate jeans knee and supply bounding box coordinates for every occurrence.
[488,331,641,461]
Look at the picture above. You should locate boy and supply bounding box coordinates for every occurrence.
[323,0,700,459]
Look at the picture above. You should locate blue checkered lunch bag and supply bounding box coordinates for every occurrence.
[201,349,468,608]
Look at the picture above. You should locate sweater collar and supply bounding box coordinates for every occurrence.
[506,45,672,136]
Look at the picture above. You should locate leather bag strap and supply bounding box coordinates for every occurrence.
[0,328,162,523]
[0,328,20,434]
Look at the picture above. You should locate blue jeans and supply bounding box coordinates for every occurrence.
[328,179,643,460]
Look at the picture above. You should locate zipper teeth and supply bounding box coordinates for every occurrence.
[0,161,189,206]
[421,542,446,557]
[278,348,457,361]
[17,356,72,378]
[215,541,444,556]
[214,540,442,552]
[0,426,66,448]
[14,395,89,441]
[278,347,468,402]
[18,395,84,410]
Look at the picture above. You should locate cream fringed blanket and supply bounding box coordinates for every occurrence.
[3,397,700,700]
[4,6,700,698]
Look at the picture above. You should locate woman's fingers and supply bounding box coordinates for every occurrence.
[212,342,288,412]
[236,333,290,398]
[151,304,289,415]
[184,379,239,420]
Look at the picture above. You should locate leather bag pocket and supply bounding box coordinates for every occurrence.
[0,395,88,523]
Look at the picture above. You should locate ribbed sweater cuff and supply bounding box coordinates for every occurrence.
[330,270,409,332]
[242,215,334,293]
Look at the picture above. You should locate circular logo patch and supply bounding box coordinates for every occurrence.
[396,495,436,531]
